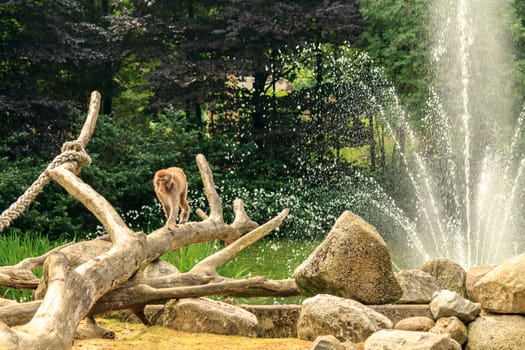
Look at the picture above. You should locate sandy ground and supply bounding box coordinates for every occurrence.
[72,318,312,350]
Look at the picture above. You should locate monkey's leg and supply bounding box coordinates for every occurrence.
[179,199,190,224]
[163,204,171,220]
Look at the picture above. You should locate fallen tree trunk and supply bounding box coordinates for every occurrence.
[0,91,295,350]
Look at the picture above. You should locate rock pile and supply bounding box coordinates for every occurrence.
[145,210,525,350]
[293,211,525,350]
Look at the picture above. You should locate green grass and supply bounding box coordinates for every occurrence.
[0,229,69,301]
[0,232,320,304]
[161,238,320,280]
[161,241,251,279]
[161,238,320,304]
[225,238,320,304]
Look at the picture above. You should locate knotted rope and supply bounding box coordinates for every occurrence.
[0,140,92,232]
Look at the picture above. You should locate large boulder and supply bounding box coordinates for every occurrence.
[294,211,402,304]
[150,297,258,337]
[395,269,441,303]
[466,314,525,350]
[417,259,467,298]
[465,265,496,301]
[297,294,392,343]
[471,253,525,313]
[364,329,461,350]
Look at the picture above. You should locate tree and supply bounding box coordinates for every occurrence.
[357,0,432,118]
[0,0,134,158]
[131,0,365,178]
[0,92,297,349]
[509,0,525,109]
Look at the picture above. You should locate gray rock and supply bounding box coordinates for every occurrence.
[418,259,467,298]
[294,211,402,304]
[309,335,349,350]
[297,294,392,343]
[141,259,180,278]
[466,314,525,350]
[150,297,257,337]
[396,269,441,303]
[364,329,461,350]
[430,290,480,323]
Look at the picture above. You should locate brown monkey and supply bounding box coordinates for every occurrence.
[153,167,190,224]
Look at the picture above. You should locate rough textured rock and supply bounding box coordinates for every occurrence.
[418,259,467,298]
[240,304,301,338]
[395,269,441,303]
[466,314,525,350]
[471,253,525,313]
[364,329,461,350]
[308,335,358,350]
[430,316,468,345]
[142,259,180,278]
[294,211,402,304]
[150,297,258,337]
[430,290,480,323]
[369,304,432,324]
[465,265,496,301]
[297,294,392,343]
[394,316,435,331]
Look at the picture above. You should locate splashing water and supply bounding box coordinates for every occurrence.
[375,0,525,268]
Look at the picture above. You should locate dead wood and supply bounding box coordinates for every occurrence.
[0,91,295,350]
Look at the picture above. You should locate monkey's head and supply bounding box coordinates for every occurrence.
[155,171,173,192]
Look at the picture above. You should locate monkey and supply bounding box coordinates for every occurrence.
[153,167,190,224]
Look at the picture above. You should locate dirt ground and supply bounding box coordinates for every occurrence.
[72,318,312,350]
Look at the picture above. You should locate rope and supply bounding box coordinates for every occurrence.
[0,141,92,232]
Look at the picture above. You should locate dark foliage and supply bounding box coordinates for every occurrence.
[0,0,136,158]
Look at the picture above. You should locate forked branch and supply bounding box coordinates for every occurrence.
[0,91,293,350]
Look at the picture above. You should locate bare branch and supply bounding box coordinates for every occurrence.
[196,154,223,221]
[47,167,132,245]
[192,208,289,273]
[78,91,101,148]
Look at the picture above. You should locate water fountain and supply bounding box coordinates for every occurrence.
[372,0,525,268]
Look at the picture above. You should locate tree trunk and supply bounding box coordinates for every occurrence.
[0,91,295,350]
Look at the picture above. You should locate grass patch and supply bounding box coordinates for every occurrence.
[161,238,320,282]
[224,238,320,305]
[161,241,251,279]
[1,230,320,305]
[160,238,321,304]
[0,229,69,301]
